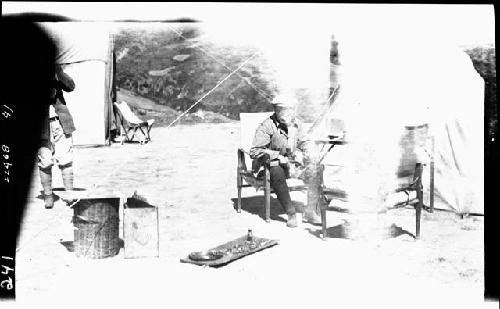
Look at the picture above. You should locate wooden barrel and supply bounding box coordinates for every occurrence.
[73,198,120,259]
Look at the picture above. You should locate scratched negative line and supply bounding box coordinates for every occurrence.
[165,24,273,102]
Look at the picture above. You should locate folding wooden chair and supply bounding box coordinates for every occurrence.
[237,113,307,222]
[389,124,435,238]
[114,101,155,145]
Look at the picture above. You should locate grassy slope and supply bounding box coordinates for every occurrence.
[117,89,232,127]
[114,26,274,120]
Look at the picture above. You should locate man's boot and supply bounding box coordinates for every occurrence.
[39,167,54,209]
[287,213,298,228]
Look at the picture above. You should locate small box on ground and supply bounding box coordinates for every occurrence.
[123,197,159,259]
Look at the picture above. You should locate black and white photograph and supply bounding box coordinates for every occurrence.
[1,3,497,307]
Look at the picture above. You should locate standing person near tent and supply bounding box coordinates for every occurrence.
[38,65,76,209]
[249,93,322,228]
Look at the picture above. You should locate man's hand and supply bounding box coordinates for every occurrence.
[52,124,63,137]
[55,66,76,92]
[278,155,289,165]
[293,152,304,166]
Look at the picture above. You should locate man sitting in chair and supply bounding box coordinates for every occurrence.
[249,93,321,228]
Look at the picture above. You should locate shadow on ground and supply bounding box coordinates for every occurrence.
[306,221,416,240]
[387,223,416,239]
[306,220,350,239]
[231,196,286,222]
[36,192,61,202]
[59,238,125,253]
[231,195,306,223]
[36,188,87,201]
[119,140,148,145]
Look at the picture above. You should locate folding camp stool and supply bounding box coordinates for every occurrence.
[121,119,155,145]
[114,101,155,145]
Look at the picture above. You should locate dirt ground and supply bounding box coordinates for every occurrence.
[14,123,490,308]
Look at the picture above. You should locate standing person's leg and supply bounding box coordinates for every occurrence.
[38,140,55,209]
[269,165,297,227]
[52,120,74,192]
[303,162,322,224]
[60,162,73,191]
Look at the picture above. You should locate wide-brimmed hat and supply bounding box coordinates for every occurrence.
[271,93,298,108]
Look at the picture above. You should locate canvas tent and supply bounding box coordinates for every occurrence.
[38,22,116,146]
[315,34,485,215]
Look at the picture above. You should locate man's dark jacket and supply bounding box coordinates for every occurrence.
[41,67,76,140]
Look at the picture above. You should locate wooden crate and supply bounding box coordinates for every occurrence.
[123,198,159,258]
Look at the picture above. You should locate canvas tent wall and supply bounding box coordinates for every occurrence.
[317,34,485,215]
[38,22,116,146]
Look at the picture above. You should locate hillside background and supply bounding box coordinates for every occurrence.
[113,24,276,122]
[113,24,495,136]
[462,45,496,140]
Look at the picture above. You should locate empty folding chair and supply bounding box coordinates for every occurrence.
[114,101,155,145]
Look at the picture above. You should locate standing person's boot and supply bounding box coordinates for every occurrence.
[39,167,54,209]
[61,164,76,206]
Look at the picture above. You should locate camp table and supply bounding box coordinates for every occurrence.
[314,135,348,164]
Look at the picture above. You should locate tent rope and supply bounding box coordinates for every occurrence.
[306,85,341,136]
[165,52,257,128]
